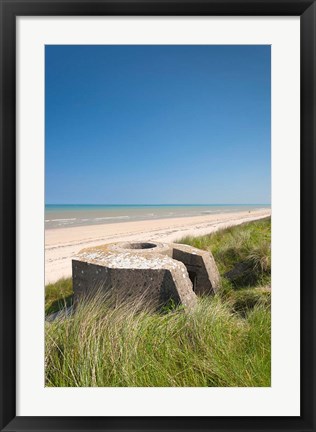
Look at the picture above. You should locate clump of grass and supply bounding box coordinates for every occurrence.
[45,293,270,387]
[228,286,271,317]
[45,278,73,315]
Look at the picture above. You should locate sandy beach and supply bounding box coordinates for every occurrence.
[45,208,271,284]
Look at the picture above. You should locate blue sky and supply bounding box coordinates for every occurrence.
[45,45,271,204]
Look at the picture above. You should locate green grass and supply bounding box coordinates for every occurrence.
[45,294,270,387]
[45,278,73,315]
[45,217,271,387]
[180,217,271,289]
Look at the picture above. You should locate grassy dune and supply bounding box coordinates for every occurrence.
[180,217,271,287]
[45,217,271,387]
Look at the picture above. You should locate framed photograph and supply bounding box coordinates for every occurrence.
[0,0,315,431]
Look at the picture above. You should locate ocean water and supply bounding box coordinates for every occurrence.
[45,204,270,230]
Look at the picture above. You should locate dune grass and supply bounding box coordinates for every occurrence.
[45,278,73,315]
[178,217,271,313]
[45,217,271,387]
[46,294,270,387]
[179,217,271,288]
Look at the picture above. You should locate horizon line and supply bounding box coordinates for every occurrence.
[45,203,271,206]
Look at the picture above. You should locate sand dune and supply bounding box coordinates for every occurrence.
[45,208,271,284]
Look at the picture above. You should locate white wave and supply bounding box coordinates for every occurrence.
[51,218,77,222]
[93,216,130,221]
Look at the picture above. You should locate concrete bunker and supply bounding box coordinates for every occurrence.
[171,244,220,296]
[72,241,220,310]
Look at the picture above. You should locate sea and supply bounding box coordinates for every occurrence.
[45,204,271,230]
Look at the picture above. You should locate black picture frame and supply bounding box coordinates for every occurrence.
[0,1,315,431]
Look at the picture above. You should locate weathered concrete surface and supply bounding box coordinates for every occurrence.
[172,244,220,296]
[72,241,220,309]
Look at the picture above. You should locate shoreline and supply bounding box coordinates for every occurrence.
[45,208,271,284]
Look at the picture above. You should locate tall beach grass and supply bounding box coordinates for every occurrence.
[46,293,270,387]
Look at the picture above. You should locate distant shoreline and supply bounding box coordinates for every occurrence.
[45,208,271,284]
[45,204,271,230]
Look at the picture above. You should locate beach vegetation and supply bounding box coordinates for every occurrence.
[45,293,270,387]
[45,217,271,387]
[45,277,73,316]
[180,217,271,289]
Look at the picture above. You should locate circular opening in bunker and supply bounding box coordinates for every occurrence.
[122,242,157,250]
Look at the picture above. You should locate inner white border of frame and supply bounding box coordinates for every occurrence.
[16,16,300,417]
